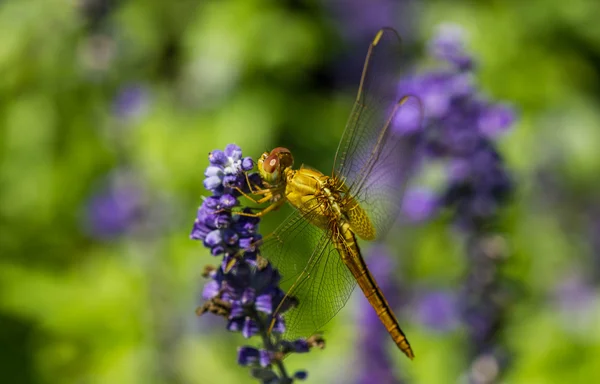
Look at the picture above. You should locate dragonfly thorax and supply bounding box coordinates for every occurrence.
[283,167,346,232]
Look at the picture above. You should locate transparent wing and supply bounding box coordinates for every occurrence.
[261,207,356,339]
[261,208,325,286]
[332,28,423,239]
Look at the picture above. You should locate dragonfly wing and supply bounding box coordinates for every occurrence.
[332,28,423,239]
[282,237,356,340]
[348,96,423,239]
[261,208,325,286]
[261,208,357,339]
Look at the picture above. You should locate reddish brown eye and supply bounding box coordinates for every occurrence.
[270,147,294,169]
[270,147,291,155]
[262,154,279,173]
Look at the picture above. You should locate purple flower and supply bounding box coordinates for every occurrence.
[553,273,599,336]
[238,346,272,368]
[201,261,287,339]
[414,290,459,332]
[112,85,149,120]
[588,208,600,283]
[191,145,259,258]
[325,0,415,48]
[201,144,253,195]
[429,24,474,71]
[402,187,438,222]
[396,23,516,229]
[84,171,146,239]
[193,144,323,383]
[459,234,513,380]
[478,104,515,138]
[441,142,513,229]
[280,339,311,354]
[395,24,518,382]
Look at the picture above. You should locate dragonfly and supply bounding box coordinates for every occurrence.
[243,28,422,360]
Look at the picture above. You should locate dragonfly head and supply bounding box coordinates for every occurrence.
[257,147,294,184]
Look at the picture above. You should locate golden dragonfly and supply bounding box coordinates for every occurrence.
[243,28,422,360]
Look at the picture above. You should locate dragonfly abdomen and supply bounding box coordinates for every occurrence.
[336,221,415,360]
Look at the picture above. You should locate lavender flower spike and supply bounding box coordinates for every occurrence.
[397,24,517,382]
[399,23,516,229]
[192,144,324,383]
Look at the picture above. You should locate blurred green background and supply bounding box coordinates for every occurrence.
[2,0,600,383]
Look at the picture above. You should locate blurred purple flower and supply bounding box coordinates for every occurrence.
[587,207,600,284]
[325,0,418,101]
[326,0,404,43]
[402,187,437,222]
[113,85,150,120]
[459,234,513,381]
[555,274,596,316]
[397,23,516,229]
[440,142,513,229]
[553,273,599,337]
[84,172,146,239]
[393,94,424,135]
[428,24,474,71]
[395,24,517,382]
[478,103,516,138]
[83,170,175,240]
[414,290,459,332]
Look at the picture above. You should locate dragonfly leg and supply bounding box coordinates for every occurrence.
[245,171,287,196]
[242,172,280,196]
[234,186,278,205]
[244,171,263,194]
[255,194,276,204]
[234,199,285,218]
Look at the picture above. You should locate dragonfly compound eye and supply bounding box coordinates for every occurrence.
[257,147,294,185]
[269,147,294,170]
[258,152,281,183]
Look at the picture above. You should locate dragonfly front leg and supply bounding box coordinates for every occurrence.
[234,198,285,218]
[234,186,279,205]
[243,171,267,195]
[241,171,280,195]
